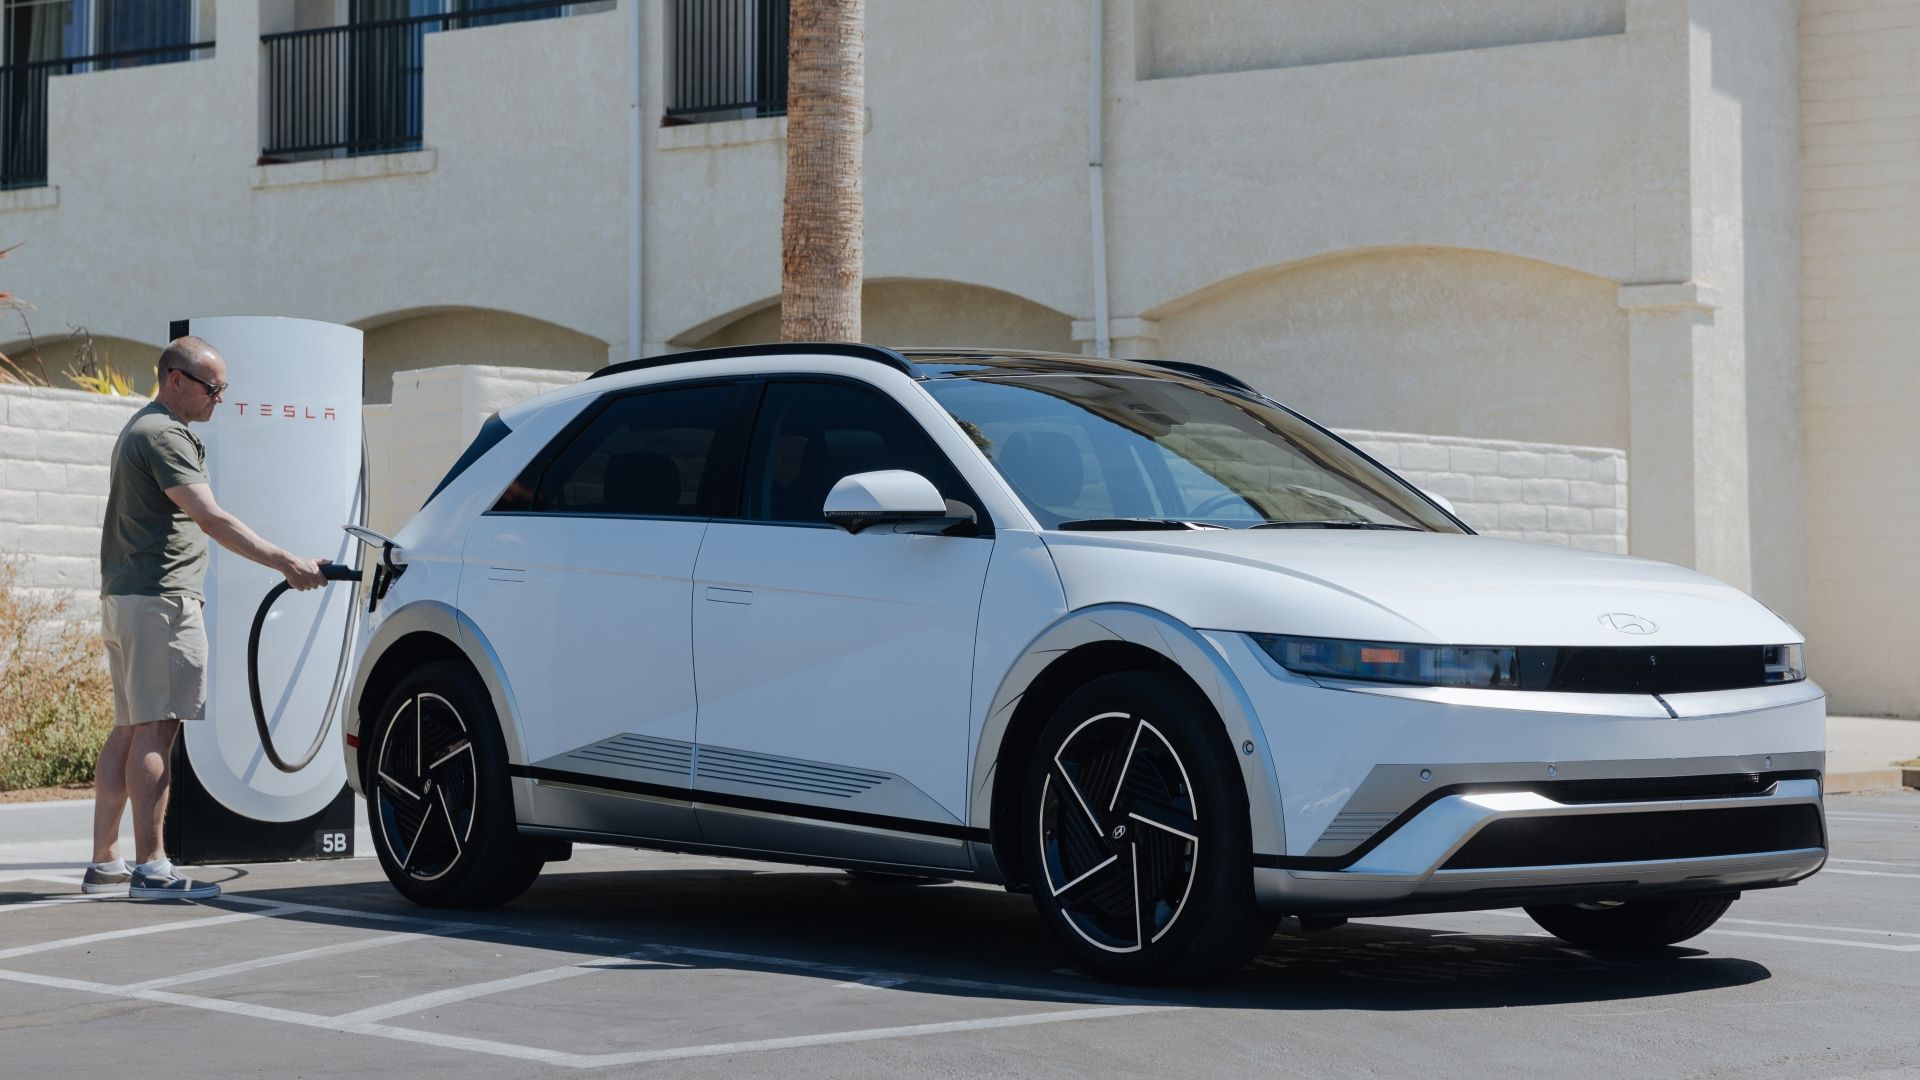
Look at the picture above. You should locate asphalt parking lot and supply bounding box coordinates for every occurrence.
[3,791,1917,1079]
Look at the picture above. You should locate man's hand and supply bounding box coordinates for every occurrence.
[282,556,329,591]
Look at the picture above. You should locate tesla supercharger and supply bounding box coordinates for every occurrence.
[163,316,362,864]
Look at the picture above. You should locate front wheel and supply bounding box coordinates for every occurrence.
[1023,671,1275,983]
[367,660,544,907]
[1524,895,1736,949]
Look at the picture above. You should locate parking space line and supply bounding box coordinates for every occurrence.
[120,928,464,991]
[1829,858,1918,867]
[571,1004,1179,1067]
[1823,868,1920,880]
[216,894,500,932]
[1688,929,1920,952]
[1403,909,1920,952]
[0,895,116,916]
[0,910,262,960]
[1,956,1174,1069]
[1826,813,1919,822]
[329,952,669,1025]
[634,942,1164,1007]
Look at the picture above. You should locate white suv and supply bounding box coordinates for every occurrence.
[345,344,1826,983]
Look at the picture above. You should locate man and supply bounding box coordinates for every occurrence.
[85,337,328,900]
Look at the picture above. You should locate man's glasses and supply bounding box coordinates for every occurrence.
[171,368,228,397]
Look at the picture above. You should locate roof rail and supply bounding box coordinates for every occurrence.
[590,342,916,381]
[1122,358,1260,397]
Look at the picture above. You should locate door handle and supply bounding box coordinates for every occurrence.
[487,567,526,582]
[704,586,753,605]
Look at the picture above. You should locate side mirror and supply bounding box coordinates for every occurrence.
[823,470,975,534]
[1421,489,1458,517]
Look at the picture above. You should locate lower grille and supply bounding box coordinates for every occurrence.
[1441,804,1825,870]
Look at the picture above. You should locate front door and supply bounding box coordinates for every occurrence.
[691,378,993,869]
[459,379,744,842]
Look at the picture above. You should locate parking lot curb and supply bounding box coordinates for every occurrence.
[1825,768,1904,795]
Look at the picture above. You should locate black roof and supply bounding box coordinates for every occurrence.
[589,343,1260,398]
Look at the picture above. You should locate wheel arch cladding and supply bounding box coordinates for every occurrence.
[989,640,1234,891]
[357,632,475,771]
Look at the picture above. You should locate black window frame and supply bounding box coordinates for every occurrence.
[728,374,992,538]
[489,377,757,520]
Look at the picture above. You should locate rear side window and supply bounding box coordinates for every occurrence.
[423,413,511,510]
[504,384,737,517]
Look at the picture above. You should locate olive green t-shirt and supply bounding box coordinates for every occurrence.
[100,401,210,598]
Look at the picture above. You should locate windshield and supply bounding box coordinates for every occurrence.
[924,374,1463,532]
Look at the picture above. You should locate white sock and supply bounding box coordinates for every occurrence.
[135,859,171,877]
[90,859,125,873]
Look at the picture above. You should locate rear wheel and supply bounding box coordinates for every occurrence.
[1023,671,1275,983]
[367,661,544,907]
[1524,895,1736,949]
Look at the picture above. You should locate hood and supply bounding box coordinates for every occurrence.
[1041,529,1798,647]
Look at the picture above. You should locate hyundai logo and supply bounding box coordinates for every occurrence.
[1598,613,1658,635]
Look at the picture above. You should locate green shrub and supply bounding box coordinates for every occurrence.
[0,561,114,790]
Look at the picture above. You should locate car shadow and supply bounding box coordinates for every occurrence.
[200,858,1770,1013]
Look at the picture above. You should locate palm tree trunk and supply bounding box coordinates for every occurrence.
[780,0,864,342]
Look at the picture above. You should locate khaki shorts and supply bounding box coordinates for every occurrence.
[101,594,208,726]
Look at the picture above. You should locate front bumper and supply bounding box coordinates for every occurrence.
[1253,777,1826,915]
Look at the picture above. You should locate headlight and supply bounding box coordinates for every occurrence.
[1253,635,1809,692]
[1763,643,1805,684]
[1254,635,1522,689]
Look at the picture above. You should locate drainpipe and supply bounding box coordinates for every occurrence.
[1087,0,1110,357]
[626,0,646,358]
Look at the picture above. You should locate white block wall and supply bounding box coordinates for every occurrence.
[1338,430,1628,553]
[0,385,144,608]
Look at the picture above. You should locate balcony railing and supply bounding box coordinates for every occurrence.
[0,41,214,190]
[261,0,588,160]
[666,0,787,122]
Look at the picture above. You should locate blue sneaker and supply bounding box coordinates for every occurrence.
[129,861,220,900]
[80,862,132,895]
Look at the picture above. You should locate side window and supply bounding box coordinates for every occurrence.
[743,381,978,526]
[516,384,736,516]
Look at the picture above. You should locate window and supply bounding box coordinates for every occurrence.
[665,0,788,123]
[2,0,210,188]
[262,0,606,162]
[508,384,738,517]
[743,380,977,526]
[925,375,1462,532]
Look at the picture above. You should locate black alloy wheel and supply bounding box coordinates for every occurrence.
[1024,671,1274,983]
[368,660,543,907]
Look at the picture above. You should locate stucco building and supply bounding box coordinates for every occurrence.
[0,0,1915,715]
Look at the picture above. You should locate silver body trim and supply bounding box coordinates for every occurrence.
[1257,779,1826,913]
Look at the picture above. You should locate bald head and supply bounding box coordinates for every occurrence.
[155,336,228,423]
[157,336,221,380]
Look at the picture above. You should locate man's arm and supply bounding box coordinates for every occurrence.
[165,482,329,590]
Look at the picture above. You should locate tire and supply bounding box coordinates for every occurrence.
[1022,671,1275,983]
[1524,895,1736,949]
[366,660,544,907]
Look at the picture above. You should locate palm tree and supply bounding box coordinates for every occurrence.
[780,0,864,342]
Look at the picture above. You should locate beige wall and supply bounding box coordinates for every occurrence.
[689,281,1075,353]
[362,309,608,405]
[1800,0,1920,715]
[1150,248,1629,448]
[4,4,627,373]
[1137,0,1627,78]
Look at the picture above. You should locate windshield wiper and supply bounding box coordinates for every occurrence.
[1057,518,1223,531]
[1250,520,1420,531]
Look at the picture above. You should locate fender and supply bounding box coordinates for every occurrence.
[346,599,533,818]
[967,603,1288,868]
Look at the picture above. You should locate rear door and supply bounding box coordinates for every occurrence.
[690,377,994,870]
[459,379,749,842]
